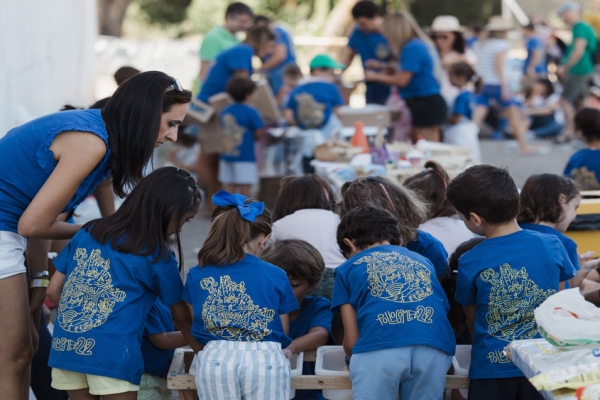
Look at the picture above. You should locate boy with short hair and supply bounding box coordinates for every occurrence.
[564,107,600,190]
[446,165,577,400]
[344,0,391,105]
[333,206,455,400]
[218,76,264,196]
[263,239,332,400]
[277,64,303,107]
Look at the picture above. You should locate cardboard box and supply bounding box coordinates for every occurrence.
[338,104,392,128]
[185,99,214,124]
[250,80,281,122]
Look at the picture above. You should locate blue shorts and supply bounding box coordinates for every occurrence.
[475,85,517,109]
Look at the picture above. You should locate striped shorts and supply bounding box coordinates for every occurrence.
[195,340,290,400]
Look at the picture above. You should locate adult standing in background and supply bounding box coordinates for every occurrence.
[430,15,477,106]
[254,15,297,95]
[557,2,598,142]
[365,11,447,142]
[197,2,254,87]
[344,0,391,105]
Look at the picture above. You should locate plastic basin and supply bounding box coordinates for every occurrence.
[315,346,352,400]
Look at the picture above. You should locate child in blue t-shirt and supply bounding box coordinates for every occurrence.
[445,62,483,163]
[339,176,449,277]
[332,206,455,400]
[183,191,298,399]
[446,165,577,400]
[344,0,391,105]
[518,173,600,289]
[564,108,600,190]
[138,298,189,400]
[263,239,333,400]
[522,24,547,78]
[218,76,265,197]
[46,167,203,398]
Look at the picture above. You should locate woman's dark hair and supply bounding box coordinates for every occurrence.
[451,31,466,54]
[404,161,455,219]
[272,175,336,222]
[244,25,276,54]
[351,0,381,19]
[536,77,555,97]
[102,71,192,197]
[575,107,600,142]
[85,167,201,269]
[337,206,401,257]
[199,199,272,267]
[518,174,579,224]
[449,62,482,93]
[226,76,257,102]
[339,176,427,243]
[262,239,325,287]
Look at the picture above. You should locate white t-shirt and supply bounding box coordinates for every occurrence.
[419,216,475,257]
[271,208,346,269]
[475,38,510,86]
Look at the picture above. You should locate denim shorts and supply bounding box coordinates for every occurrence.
[475,85,517,109]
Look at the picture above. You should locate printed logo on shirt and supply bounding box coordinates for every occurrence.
[570,166,600,190]
[375,43,390,60]
[481,263,555,343]
[358,251,433,303]
[295,92,325,129]
[200,275,276,341]
[57,248,126,333]
[221,113,246,157]
[51,336,96,356]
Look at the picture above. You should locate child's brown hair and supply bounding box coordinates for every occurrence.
[262,239,325,287]
[404,161,455,220]
[575,108,600,143]
[338,176,427,243]
[518,174,579,224]
[272,175,336,222]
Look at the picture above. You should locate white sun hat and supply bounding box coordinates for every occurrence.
[431,15,462,32]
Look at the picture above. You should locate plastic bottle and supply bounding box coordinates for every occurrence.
[351,121,370,154]
[407,145,424,168]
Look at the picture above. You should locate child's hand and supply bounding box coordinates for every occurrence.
[364,70,380,82]
[282,348,293,361]
[579,251,596,262]
[365,59,384,70]
[581,258,600,272]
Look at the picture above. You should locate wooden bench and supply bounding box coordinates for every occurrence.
[168,348,469,399]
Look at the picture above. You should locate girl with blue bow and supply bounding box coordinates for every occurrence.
[183,191,299,399]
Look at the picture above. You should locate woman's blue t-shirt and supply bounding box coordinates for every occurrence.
[141,298,176,378]
[48,229,184,385]
[285,79,344,130]
[0,109,110,233]
[455,229,576,380]
[398,38,440,99]
[406,230,449,276]
[183,254,299,347]
[218,103,264,163]
[198,44,254,102]
[332,244,456,356]
[347,27,392,104]
[274,26,296,66]
[564,149,600,190]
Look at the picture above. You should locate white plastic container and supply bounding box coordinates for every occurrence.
[315,346,352,400]
[289,352,304,399]
[452,345,472,398]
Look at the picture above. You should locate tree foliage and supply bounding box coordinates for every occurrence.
[137,0,193,26]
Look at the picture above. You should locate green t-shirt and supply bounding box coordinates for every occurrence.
[199,26,241,61]
[564,21,598,75]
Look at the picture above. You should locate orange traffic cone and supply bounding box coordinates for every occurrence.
[351,121,370,154]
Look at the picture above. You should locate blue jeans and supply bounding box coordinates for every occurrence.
[530,115,563,137]
[349,345,452,400]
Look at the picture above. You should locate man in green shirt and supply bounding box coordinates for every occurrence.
[198,2,254,84]
[558,2,598,141]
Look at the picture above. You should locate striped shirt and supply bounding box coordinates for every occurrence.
[475,38,510,85]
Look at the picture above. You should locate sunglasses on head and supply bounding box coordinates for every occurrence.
[165,78,184,93]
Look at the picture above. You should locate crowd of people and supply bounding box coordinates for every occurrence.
[1,1,600,400]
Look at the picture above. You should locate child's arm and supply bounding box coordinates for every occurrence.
[448,114,462,125]
[148,331,189,350]
[584,289,600,306]
[463,305,476,336]
[47,271,66,305]
[340,304,359,358]
[286,327,330,355]
[280,314,290,335]
[284,109,296,126]
[254,128,265,140]
[170,301,204,354]
[569,259,600,288]
[364,70,411,87]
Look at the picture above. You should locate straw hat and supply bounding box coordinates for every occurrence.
[431,15,462,32]
[485,16,514,31]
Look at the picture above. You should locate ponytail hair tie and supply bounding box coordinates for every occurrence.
[212,190,265,222]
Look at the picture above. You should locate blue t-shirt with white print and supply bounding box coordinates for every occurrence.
[141,298,176,378]
[198,44,254,102]
[406,230,449,276]
[332,245,456,356]
[285,79,344,130]
[452,90,475,120]
[219,103,264,163]
[183,254,299,347]
[48,229,184,385]
[455,229,576,380]
[398,38,440,99]
[348,27,392,105]
[564,149,600,190]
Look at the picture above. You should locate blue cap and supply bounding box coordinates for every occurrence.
[557,2,581,16]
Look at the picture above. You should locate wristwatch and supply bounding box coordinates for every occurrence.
[31,271,50,279]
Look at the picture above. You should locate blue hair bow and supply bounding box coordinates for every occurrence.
[212,190,265,222]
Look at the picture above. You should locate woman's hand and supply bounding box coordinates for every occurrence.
[365,59,385,70]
